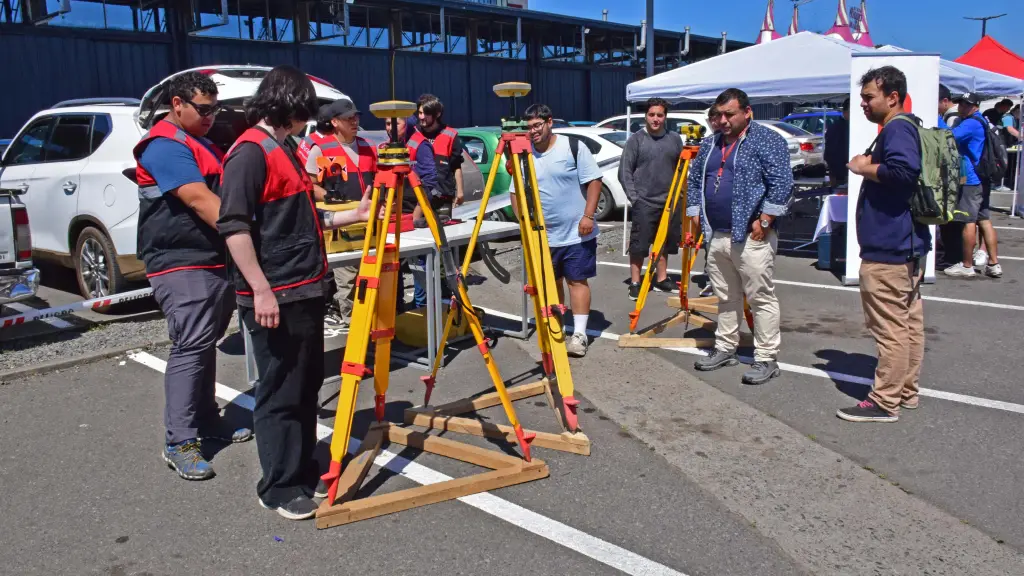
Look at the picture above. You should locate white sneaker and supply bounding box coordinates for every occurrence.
[973,249,988,269]
[699,283,714,298]
[985,263,1003,278]
[944,263,977,278]
[566,332,588,358]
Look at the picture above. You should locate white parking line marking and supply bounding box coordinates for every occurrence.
[596,261,1024,312]
[993,226,1023,232]
[128,351,690,576]
[477,308,1024,416]
[4,303,75,329]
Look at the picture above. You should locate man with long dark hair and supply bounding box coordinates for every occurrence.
[217,65,372,520]
[134,71,252,482]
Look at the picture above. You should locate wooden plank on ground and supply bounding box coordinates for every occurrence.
[404,411,591,456]
[384,424,524,470]
[618,335,716,349]
[429,380,548,416]
[331,424,385,504]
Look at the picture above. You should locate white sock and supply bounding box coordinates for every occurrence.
[573,314,588,336]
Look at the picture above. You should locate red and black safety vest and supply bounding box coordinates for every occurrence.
[223,127,327,297]
[133,120,225,277]
[408,125,459,198]
[297,132,377,202]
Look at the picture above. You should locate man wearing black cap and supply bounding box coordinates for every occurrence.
[946,92,1001,278]
[296,99,379,325]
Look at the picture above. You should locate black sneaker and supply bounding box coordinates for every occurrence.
[694,349,739,371]
[836,399,898,423]
[628,283,640,301]
[313,478,329,499]
[652,278,677,293]
[741,361,781,385]
[258,495,318,520]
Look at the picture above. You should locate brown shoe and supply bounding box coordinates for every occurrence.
[900,397,919,410]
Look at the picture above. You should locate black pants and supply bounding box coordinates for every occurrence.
[242,297,324,506]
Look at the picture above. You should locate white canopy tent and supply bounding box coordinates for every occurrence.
[626,32,1024,104]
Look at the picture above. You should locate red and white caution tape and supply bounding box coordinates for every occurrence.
[0,287,154,329]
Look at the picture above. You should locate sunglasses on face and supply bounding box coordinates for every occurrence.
[185,98,223,117]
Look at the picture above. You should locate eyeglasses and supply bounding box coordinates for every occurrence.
[185,99,223,117]
[526,122,547,132]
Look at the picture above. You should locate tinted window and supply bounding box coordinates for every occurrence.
[46,115,93,162]
[769,121,812,137]
[563,134,601,155]
[463,136,488,164]
[601,119,627,131]
[91,115,112,153]
[3,118,55,165]
[600,132,628,148]
[785,116,824,135]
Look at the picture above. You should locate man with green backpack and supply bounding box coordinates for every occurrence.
[838,66,937,423]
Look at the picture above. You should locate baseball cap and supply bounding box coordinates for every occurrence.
[318,98,359,123]
[938,84,951,101]
[954,92,981,106]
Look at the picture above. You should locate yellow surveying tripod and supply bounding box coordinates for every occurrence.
[421,82,582,433]
[320,101,534,506]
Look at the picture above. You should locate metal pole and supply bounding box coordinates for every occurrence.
[645,0,654,77]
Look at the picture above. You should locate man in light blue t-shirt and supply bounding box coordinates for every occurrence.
[509,104,603,357]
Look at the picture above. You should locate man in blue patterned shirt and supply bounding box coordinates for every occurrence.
[686,88,793,385]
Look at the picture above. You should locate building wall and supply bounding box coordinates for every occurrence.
[1,26,663,138]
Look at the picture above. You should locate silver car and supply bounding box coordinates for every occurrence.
[756,120,825,177]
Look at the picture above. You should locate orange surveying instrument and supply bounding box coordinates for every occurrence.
[619,125,755,348]
[316,100,548,529]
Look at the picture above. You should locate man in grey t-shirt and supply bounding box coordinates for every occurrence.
[618,98,684,301]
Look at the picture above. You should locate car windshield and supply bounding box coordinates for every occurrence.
[599,132,628,148]
[784,116,825,134]
[769,121,814,137]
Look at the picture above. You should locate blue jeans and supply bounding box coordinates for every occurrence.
[411,255,452,310]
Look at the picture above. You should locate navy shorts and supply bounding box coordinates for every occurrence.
[549,238,597,282]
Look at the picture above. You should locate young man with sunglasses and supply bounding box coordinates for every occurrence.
[134,71,252,482]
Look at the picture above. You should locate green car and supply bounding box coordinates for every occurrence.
[457,127,516,222]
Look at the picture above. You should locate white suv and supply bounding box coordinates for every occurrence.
[0,65,349,300]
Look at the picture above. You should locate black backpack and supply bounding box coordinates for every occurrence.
[963,116,1009,181]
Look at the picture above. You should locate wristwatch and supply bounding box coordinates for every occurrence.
[759,217,771,229]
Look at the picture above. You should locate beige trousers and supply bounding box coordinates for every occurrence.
[860,261,925,415]
[332,266,358,318]
[706,231,781,362]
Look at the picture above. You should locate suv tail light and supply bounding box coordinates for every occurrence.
[13,207,31,261]
[799,142,814,152]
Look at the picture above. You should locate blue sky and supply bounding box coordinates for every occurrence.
[532,0,1023,60]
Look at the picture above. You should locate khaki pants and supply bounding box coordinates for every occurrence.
[332,266,358,319]
[706,231,781,362]
[860,261,925,415]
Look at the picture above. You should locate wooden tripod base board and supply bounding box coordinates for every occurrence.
[403,380,592,456]
[618,295,753,349]
[315,422,549,529]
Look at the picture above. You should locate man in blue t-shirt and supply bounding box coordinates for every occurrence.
[135,71,252,481]
[945,92,1001,278]
[509,104,603,357]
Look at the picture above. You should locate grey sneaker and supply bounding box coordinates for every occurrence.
[742,361,781,385]
[694,349,738,371]
[628,282,640,301]
[162,439,215,481]
[258,495,318,520]
[985,263,1003,278]
[566,332,588,358]
[652,278,677,293]
[943,263,977,278]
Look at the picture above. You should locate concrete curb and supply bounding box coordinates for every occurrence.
[0,339,171,383]
[0,326,243,383]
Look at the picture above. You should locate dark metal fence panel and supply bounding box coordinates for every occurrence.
[467,58,528,127]
[0,27,171,137]
[590,67,640,123]
[299,46,391,126]
[187,37,296,68]
[533,66,587,122]
[392,52,471,129]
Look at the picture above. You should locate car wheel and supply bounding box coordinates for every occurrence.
[74,226,127,306]
[594,186,615,221]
